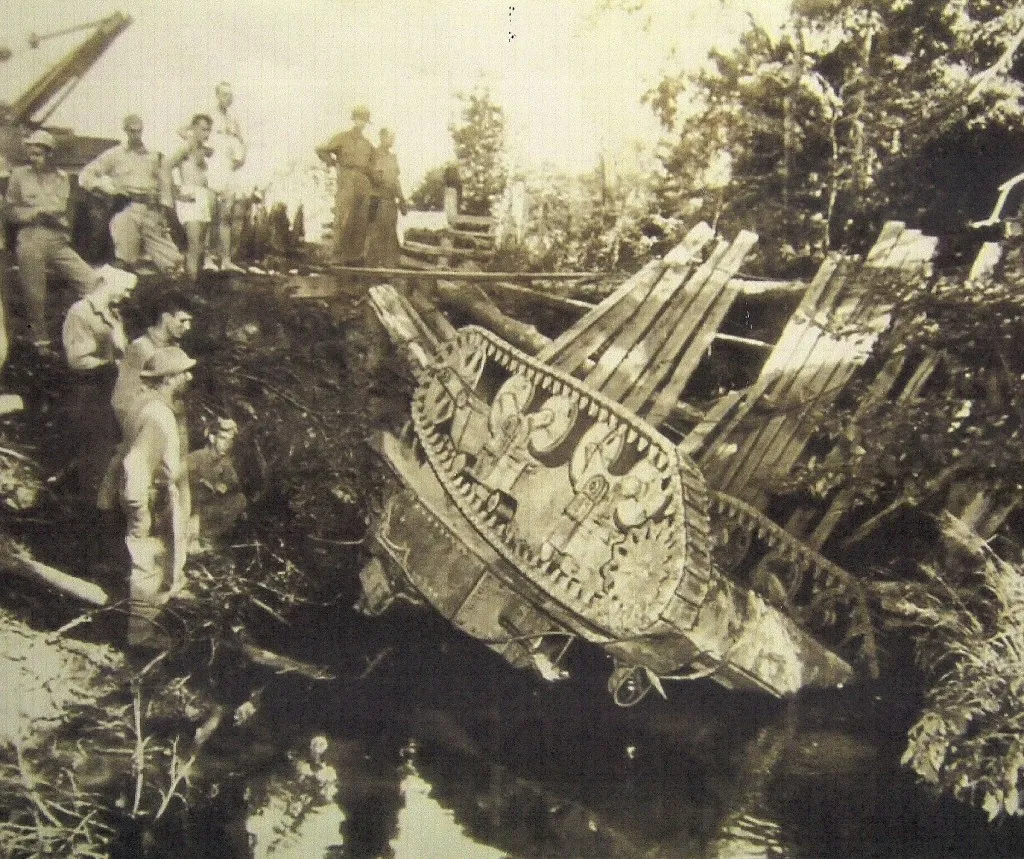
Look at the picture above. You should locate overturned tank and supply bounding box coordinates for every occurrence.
[359,325,853,704]
[356,222,932,705]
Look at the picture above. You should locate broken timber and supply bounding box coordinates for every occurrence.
[360,216,1014,702]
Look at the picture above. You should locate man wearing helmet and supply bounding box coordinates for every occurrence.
[316,105,375,265]
[4,129,99,351]
[119,346,196,645]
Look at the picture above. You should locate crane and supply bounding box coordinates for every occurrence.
[7,12,133,128]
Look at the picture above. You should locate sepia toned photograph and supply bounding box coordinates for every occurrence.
[2,0,1024,856]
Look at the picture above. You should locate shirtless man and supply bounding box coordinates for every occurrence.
[166,114,214,281]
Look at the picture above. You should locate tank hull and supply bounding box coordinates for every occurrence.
[359,326,852,703]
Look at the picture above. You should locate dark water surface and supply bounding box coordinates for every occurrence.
[182,601,1024,859]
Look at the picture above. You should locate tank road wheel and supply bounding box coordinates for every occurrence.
[529,394,579,455]
[570,422,625,488]
[489,375,536,436]
[609,663,654,708]
[485,488,517,523]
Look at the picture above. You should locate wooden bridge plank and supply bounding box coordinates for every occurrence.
[723,230,925,499]
[697,254,848,491]
[585,264,695,391]
[804,350,942,548]
[539,223,714,371]
[639,231,759,424]
[702,223,915,500]
[594,239,735,403]
[540,259,665,369]
[725,226,936,503]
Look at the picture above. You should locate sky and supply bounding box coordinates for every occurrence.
[1,0,789,194]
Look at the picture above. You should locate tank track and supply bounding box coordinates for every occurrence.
[411,326,714,639]
[709,491,879,676]
[410,325,876,673]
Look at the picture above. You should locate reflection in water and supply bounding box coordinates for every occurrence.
[223,608,1024,859]
[390,749,506,859]
[247,736,345,858]
[707,814,787,859]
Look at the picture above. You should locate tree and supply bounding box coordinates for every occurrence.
[646,0,1024,272]
[291,204,306,247]
[409,164,452,211]
[450,84,508,215]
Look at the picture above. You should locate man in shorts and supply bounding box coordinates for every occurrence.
[166,114,214,282]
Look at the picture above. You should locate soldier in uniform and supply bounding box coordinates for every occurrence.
[4,130,99,351]
[365,127,407,268]
[78,114,183,275]
[316,105,374,265]
[117,346,195,646]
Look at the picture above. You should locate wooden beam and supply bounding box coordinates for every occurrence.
[481,281,596,313]
[402,240,494,261]
[730,278,807,296]
[328,264,604,281]
[713,332,773,350]
[0,541,109,606]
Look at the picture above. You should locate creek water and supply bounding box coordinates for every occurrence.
[177,601,1024,859]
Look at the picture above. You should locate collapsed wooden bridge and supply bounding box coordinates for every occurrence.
[360,219,996,703]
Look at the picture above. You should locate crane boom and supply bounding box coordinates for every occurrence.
[8,11,132,126]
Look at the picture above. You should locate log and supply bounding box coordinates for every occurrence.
[0,541,109,605]
[433,278,551,354]
[328,264,604,281]
[236,642,336,680]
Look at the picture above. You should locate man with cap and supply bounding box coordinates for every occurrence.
[316,105,375,265]
[4,129,99,351]
[119,345,195,645]
[79,114,183,276]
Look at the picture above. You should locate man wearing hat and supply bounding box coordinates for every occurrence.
[119,346,195,644]
[316,105,375,265]
[79,114,183,276]
[4,129,99,351]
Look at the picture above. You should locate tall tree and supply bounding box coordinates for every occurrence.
[646,0,1024,271]
[450,84,509,216]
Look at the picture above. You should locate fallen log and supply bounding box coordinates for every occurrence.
[432,278,551,353]
[0,539,109,606]
[235,641,336,681]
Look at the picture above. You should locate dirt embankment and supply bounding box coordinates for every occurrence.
[0,270,402,856]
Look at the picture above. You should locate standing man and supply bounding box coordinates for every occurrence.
[120,346,195,645]
[201,82,246,273]
[365,127,407,268]
[167,114,214,281]
[4,130,99,352]
[62,264,136,505]
[316,105,374,265]
[78,114,183,276]
[0,109,23,415]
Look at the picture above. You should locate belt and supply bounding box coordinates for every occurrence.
[124,191,159,205]
[72,363,118,382]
